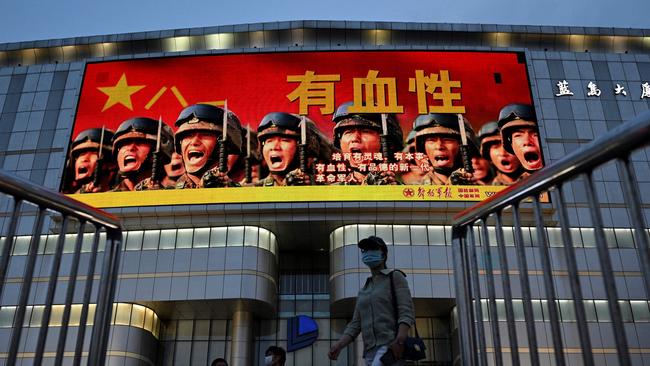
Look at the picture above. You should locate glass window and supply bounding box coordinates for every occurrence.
[144,308,154,332]
[375,225,393,244]
[227,227,244,246]
[630,301,650,322]
[344,225,358,245]
[0,306,15,327]
[615,229,635,248]
[558,300,576,322]
[427,226,446,246]
[258,229,270,251]
[63,233,77,253]
[210,227,227,247]
[444,225,453,245]
[142,230,160,250]
[547,227,563,247]
[81,232,95,252]
[44,234,59,254]
[244,226,259,246]
[131,304,146,328]
[594,300,611,322]
[219,33,234,49]
[176,229,193,249]
[528,227,539,246]
[570,228,583,247]
[269,234,278,254]
[619,301,634,322]
[114,303,131,326]
[487,226,497,247]
[332,227,344,249]
[49,305,64,326]
[604,228,617,248]
[495,299,506,321]
[410,226,427,245]
[152,313,160,339]
[193,228,210,248]
[29,305,44,326]
[393,225,410,245]
[37,236,48,255]
[205,34,220,49]
[159,229,177,250]
[87,304,96,326]
[69,304,82,326]
[512,299,525,321]
[177,319,194,340]
[583,300,597,322]
[125,230,143,251]
[581,228,596,248]
[12,236,30,255]
[194,319,211,340]
[357,225,375,241]
[531,300,544,321]
[502,227,515,246]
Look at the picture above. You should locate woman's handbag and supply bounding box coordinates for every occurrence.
[389,270,427,361]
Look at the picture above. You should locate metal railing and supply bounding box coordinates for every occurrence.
[0,170,122,366]
[452,111,650,366]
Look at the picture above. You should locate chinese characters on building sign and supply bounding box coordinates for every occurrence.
[555,80,650,99]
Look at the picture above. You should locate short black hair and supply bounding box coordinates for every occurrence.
[265,346,286,364]
[211,358,228,366]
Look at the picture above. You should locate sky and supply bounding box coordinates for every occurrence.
[0,0,649,44]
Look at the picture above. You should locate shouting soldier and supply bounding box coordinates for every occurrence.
[173,104,243,189]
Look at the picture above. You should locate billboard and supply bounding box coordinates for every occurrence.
[62,51,544,208]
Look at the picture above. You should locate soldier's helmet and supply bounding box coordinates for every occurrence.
[477,121,500,159]
[497,103,538,154]
[113,117,174,165]
[332,101,404,154]
[174,104,243,156]
[257,112,336,166]
[70,128,115,161]
[412,113,478,154]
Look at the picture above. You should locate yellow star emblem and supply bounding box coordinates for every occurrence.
[97,73,145,112]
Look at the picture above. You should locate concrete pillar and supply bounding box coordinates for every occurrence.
[230,310,253,366]
[355,336,365,365]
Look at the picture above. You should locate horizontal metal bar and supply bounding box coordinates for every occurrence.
[0,170,121,230]
[453,110,650,227]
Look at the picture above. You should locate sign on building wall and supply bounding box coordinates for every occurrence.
[62,50,544,207]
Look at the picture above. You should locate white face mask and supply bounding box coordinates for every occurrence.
[264,355,273,366]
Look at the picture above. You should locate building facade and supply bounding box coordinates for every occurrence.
[0,21,650,366]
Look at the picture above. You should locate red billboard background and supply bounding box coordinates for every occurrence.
[74,51,532,137]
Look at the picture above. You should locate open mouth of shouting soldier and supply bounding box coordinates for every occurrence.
[75,151,97,181]
[118,139,151,173]
[490,141,521,174]
[511,128,542,170]
[264,136,297,172]
[181,132,218,174]
[424,135,459,170]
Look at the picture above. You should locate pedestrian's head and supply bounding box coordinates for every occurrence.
[211,358,228,366]
[497,103,543,171]
[175,104,243,176]
[264,346,286,366]
[358,236,388,269]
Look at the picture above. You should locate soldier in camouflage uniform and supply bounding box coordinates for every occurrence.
[111,118,172,191]
[172,104,243,189]
[256,112,334,186]
[413,113,478,185]
[477,121,522,185]
[63,128,116,193]
[331,102,403,185]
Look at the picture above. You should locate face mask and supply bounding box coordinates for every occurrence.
[264,355,273,366]
[362,249,384,269]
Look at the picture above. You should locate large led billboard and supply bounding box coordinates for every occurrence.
[63,51,543,208]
